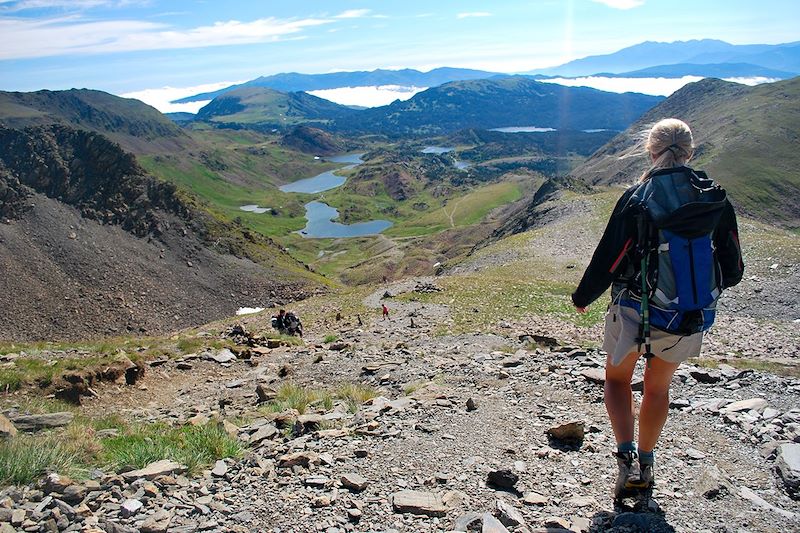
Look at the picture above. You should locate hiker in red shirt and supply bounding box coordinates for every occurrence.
[382,304,389,320]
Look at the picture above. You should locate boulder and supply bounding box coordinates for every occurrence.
[720,398,769,414]
[495,500,526,527]
[211,460,228,478]
[391,490,447,517]
[776,443,800,499]
[481,513,510,533]
[487,469,518,491]
[547,421,585,444]
[277,451,320,468]
[140,509,173,533]
[210,349,236,364]
[248,424,278,446]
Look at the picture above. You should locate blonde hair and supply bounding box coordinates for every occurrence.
[639,118,694,182]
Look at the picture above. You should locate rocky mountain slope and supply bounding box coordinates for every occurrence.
[0,124,320,341]
[0,89,188,154]
[0,275,797,532]
[564,76,800,227]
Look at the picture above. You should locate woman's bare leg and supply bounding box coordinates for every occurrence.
[604,352,640,445]
[638,356,680,451]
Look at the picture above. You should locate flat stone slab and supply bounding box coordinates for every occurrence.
[391,490,447,517]
[481,513,510,533]
[10,412,74,431]
[122,460,187,481]
[776,443,800,497]
[340,473,368,492]
[720,398,769,414]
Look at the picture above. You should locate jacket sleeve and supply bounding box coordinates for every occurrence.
[714,200,744,289]
[571,189,638,308]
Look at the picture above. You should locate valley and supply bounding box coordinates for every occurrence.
[1,31,800,533]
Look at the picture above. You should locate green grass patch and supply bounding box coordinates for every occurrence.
[260,382,331,415]
[323,334,339,344]
[0,434,87,486]
[101,423,242,474]
[335,383,378,413]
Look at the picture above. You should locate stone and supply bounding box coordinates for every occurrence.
[221,420,240,438]
[487,470,518,491]
[720,398,769,414]
[61,484,87,504]
[340,473,368,492]
[775,443,800,498]
[248,423,278,445]
[255,384,276,403]
[466,398,478,411]
[304,475,330,488]
[495,500,526,527]
[453,511,482,531]
[211,460,228,477]
[689,369,722,383]
[210,349,237,363]
[176,362,193,370]
[696,465,732,499]
[120,498,143,518]
[9,412,74,431]
[122,459,187,481]
[346,508,362,523]
[297,414,325,431]
[391,490,447,517]
[277,451,320,468]
[543,516,572,529]
[567,495,598,508]
[580,368,605,384]
[186,413,210,426]
[547,421,585,444]
[0,414,17,438]
[522,491,548,505]
[739,486,798,519]
[481,513,510,533]
[10,509,24,526]
[140,509,173,533]
[685,448,706,460]
[43,473,73,494]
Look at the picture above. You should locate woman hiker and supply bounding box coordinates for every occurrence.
[571,118,744,503]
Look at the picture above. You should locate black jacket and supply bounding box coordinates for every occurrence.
[571,168,744,309]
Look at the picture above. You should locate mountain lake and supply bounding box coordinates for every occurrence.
[421,146,471,170]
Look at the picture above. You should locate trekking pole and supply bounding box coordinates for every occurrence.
[640,252,655,369]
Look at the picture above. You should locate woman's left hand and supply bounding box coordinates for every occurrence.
[575,306,587,314]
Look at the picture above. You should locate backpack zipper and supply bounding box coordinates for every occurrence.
[687,239,699,305]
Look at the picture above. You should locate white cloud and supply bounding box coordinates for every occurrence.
[334,9,370,19]
[307,85,427,107]
[0,15,331,59]
[457,12,492,19]
[590,0,645,9]
[539,75,777,96]
[120,80,246,114]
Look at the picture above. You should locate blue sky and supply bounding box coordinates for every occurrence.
[1,0,798,95]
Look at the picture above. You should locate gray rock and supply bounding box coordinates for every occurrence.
[100,520,139,533]
[775,443,800,498]
[522,491,548,505]
[0,414,17,438]
[211,460,228,478]
[120,498,143,518]
[121,459,187,481]
[495,500,526,527]
[210,349,236,364]
[391,490,447,517]
[340,473,368,492]
[453,511,482,531]
[739,486,797,518]
[466,398,478,411]
[487,469,518,490]
[690,369,722,383]
[140,509,173,533]
[304,475,330,488]
[9,412,74,431]
[720,398,768,414]
[481,513,510,533]
[547,421,585,443]
[248,423,278,445]
[696,465,732,499]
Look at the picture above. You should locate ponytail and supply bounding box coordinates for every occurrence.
[639,119,694,182]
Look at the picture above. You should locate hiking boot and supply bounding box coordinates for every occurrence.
[628,461,655,491]
[613,451,639,500]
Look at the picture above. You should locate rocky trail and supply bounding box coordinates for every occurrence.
[1,279,799,533]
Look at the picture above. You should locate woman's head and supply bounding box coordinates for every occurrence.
[641,118,694,181]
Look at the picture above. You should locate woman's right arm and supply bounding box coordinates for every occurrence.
[571,189,637,309]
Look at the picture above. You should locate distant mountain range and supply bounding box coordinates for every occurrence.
[533,39,800,77]
[173,67,498,104]
[194,76,663,136]
[172,40,800,110]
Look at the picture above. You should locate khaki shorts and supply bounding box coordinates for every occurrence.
[603,304,703,367]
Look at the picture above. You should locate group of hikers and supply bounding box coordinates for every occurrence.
[270,118,744,508]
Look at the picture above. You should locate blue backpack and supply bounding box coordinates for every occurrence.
[619,168,728,352]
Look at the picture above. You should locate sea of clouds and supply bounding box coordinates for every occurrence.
[121,76,778,114]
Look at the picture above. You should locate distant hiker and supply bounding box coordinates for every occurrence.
[357,314,363,326]
[272,309,286,331]
[382,304,389,320]
[571,118,744,505]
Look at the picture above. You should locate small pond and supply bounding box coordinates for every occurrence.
[297,201,392,239]
[488,126,557,133]
[278,153,365,194]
